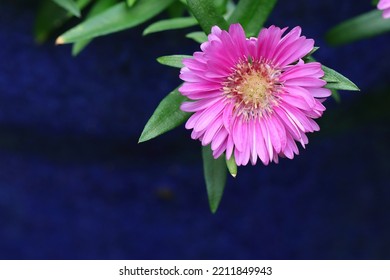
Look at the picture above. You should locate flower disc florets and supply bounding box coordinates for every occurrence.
[179,24,331,166]
[223,57,282,120]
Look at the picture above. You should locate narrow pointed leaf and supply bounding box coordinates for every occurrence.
[226,156,237,178]
[186,31,208,43]
[35,0,91,43]
[331,89,341,103]
[187,0,229,34]
[326,10,390,46]
[167,1,186,18]
[76,0,91,8]
[322,65,359,91]
[202,145,227,213]
[72,0,117,56]
[303,55,359,92]
[302,55,315,64]
[224,0,236,18]
[143,17,197,36]
[139,88,190,143]
[57,0,175,44]
[302,48,319,63]
[35,1,68,43]
[76,0,91,9]
[126,0,137,7]
[228,0,277,36]
[52,0,81,17]
[214,0,229,15]
[307,46,319,56]
[157,55,192,68]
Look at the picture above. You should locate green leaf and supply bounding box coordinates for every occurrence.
[35,0,91,43]
[302,55,315,64]
[143,17,197,36]
[186,31,208,43]
[226,156,237,178]
[322,65,359,91]
[187,0,229,34]
[225,0,236,18]
[331,89,341,103]
[301,48,319,63]
[56,0,175,44]
[167,1,186,18]
[72,0,117,56]
[228,0,277,36]
[303,55,359,92]
[307,46,319,56]
[326,10,390,46]
[214,0,229,15]
[126,0,137,7]
[139,88,190,143]
[77,0,91,8]
[35,0,68,43]
[202,145,227,213]
[52,0,81,17]
[156,55,192,68]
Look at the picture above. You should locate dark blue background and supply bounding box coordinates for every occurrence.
[0,1,389,259]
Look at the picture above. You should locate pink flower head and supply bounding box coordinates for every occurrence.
[378,0,390,18]
[179,24,331,166]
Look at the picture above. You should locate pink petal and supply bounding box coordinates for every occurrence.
[222,102,234,132]
[284,77,326,87]
[382,8,390,18]
[191,128,203,140]
[274,107,301,140]
[269,114,287,152]
[185,111,201,129]
[378,0,390,9]
[234,148,243,166]
[213,137,228,158]
[310,88,332,98]
[274,37,314,66]
[211,127,228,151]
[280,62,324,80]
[259,118,273,160]
[228,23,248,59]
[278,104,305,131]
[232,117,245,152]
[240,121,251,165]
[202,116,224,145]
[180,97,222,112]
[250,123,258,165]
[182,90,222,100]
[257,25,284,61]
[179,82,222,93]
[225,135,234,160]
[182,57,206,71]
[193,100,226,132]
[282,94,313,111]
[255,119,269,165]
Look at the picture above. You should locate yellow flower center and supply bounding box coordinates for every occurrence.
[223,58,282,120]
[238,72,272,109]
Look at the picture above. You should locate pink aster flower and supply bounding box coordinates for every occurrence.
[179,24,331,166]
[378,0,390,18]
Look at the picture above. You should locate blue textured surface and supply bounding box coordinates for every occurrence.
[0,1,389,259]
